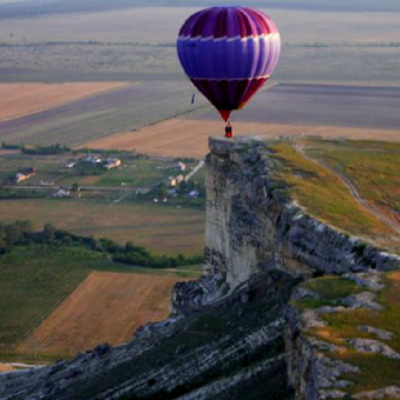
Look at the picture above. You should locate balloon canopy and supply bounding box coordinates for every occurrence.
[177,6,281,122]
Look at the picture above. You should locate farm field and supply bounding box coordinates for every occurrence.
[190,84,400,130]
[0,81,205,146]
[0,82,127,122]
[0,246,131,352]
[0,8,399,84]
[84,117,400,159]
[270,139,400,253]
[0,199,205,254]
[0,245,200,362]
[0,363,13,373]
[18,271,189,357]
[0,7,398,45]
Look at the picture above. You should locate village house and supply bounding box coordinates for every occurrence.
[52,188,71,198]
[171,162,186,172]
[85,154,102,164]
[168,175,185,188]
[15,168,36,183]
[104,158,122,170]
[65,162,76,169]
[39,180,55,187]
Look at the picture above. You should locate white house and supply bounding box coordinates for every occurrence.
[15,168,36,183]
[169,175,185,187]
[85,154,102,164]
[53,188,71,198]
[65,162,76,169]
[105,158,122,170]
[172,162,186,172]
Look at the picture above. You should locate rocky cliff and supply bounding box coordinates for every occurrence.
[1,137,399,400]
[172,137,399,316]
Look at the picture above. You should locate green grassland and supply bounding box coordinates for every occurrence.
[0,244,201,362]
[269,141,397,249]
[0,245,119,348]
[293,272,400,395]
[305,140,400,225]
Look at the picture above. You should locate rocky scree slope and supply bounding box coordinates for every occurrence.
[0,136,399,400]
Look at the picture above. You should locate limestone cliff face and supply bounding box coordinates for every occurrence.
[172,137,399,315]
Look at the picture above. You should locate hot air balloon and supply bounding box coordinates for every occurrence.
[177,6,281,137]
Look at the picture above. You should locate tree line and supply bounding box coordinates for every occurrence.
[0,220,203,268]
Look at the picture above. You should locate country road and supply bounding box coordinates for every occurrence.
[294,142,400,236]
[185,160,205,182]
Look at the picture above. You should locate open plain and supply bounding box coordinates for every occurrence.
[17,271,186,357]
[0,82,127,122]
[84,118,400,159]
[0,7,399,84]
[0,199,205,255]
[81,83,400,157]
[0,81,203,146]
[191,84,400,129]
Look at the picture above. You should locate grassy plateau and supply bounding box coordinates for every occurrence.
[270,139,400,253]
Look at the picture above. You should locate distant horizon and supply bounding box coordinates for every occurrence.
[0,0,399,20]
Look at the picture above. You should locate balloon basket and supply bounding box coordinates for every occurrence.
[224,122,234,139]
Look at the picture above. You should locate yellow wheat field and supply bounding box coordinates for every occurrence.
[18,271,188,357]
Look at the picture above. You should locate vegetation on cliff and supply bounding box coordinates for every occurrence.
[270,139,400,253]
[291,272,400,396]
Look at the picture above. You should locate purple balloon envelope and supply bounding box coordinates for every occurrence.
[177,6,281,121]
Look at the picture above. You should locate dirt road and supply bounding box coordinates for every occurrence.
[294,142,400,236]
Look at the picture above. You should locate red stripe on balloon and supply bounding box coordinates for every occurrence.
[235,10,249,38]
[192,11,211,38]
[215,8,228,38]
[246,9,271,35]
[241,78,269,105]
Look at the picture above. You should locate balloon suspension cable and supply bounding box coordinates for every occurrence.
[224,120,234,139]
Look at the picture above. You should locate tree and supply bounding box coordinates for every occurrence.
[18,220,34,233]
[42,223,56,241]
[0,227,6,254]
[71,182,80,193]
[5,224,23,245]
